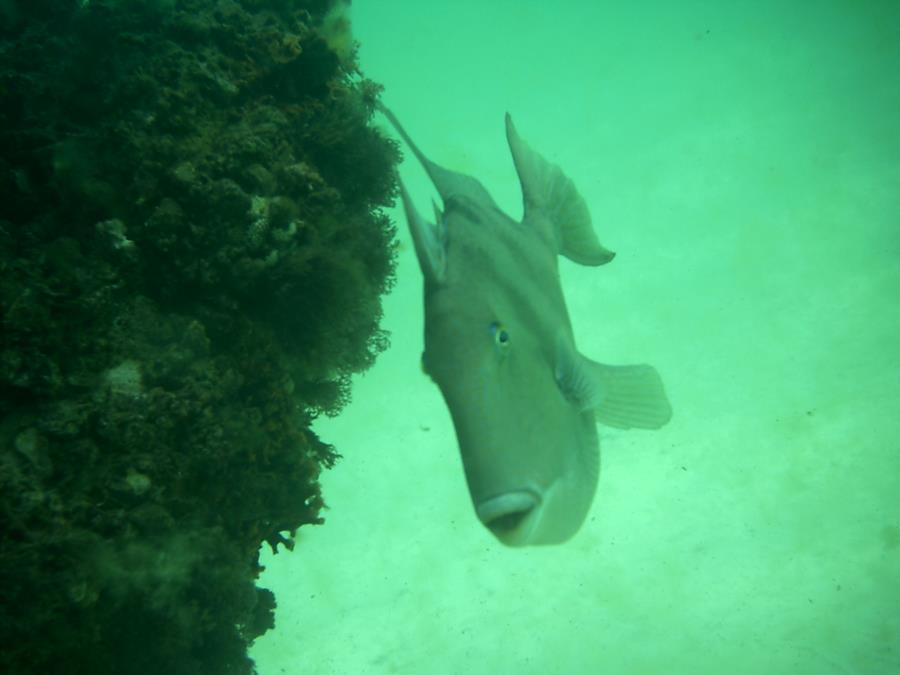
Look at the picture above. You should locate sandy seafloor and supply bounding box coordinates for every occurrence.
[251,2,900,673]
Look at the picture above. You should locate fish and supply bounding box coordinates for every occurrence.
[378,104,672,546]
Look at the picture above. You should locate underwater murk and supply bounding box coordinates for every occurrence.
[1,1,897,674]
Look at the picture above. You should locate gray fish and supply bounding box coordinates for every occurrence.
[379,104,671,546]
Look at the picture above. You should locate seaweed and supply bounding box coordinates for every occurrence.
[0,1,399,673]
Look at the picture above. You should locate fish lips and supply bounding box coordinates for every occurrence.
[476,488,542,540]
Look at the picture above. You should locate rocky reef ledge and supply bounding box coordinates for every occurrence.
[0,1,398,673]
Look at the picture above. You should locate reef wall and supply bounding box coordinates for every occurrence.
[0,1,398,673]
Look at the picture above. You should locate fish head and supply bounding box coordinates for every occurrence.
[423,283,599,547]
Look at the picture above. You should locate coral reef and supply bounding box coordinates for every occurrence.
[0,1,398,673]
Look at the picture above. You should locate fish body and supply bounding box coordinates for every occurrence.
[379,104,671,546]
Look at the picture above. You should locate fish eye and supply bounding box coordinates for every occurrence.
[490,321,510,348]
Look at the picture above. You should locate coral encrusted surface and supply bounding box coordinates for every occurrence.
[0,1,398,673]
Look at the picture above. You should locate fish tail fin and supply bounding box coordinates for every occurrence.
[505,114,615,266]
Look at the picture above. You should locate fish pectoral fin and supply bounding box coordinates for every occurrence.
[588,361,672,430]
[505,114,615,266]
[557,344,672,429]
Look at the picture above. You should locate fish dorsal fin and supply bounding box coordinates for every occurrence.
[379,103,498,209]
[556,337,672,430]
[505,114,615,266]
[397,177,446,284]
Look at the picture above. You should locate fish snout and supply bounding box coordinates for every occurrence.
[476,490,540,539]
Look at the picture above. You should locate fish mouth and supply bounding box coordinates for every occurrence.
[476,489,541,536]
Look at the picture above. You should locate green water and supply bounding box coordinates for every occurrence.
[252,1,900,673]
